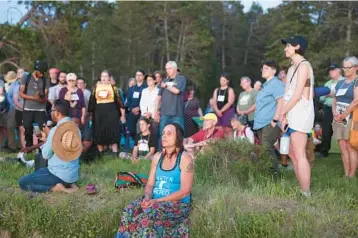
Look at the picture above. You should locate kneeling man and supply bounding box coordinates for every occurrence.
[19,99,82,193]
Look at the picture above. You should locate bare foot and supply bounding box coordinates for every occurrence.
[51,183,78,194]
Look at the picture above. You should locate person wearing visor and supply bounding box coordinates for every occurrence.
[280,35,315,197]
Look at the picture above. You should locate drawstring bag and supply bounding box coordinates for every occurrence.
[115,172,148,191]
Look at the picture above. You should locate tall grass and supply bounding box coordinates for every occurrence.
[1,140,358,237]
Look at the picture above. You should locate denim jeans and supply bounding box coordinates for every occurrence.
[158,115,184,150]
[19,168,70,193]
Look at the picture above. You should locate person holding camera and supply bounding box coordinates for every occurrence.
[20,60,50,147]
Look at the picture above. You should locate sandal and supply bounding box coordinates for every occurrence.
[86,184,97,195]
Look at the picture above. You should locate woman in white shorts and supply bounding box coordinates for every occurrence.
[332,56,358,178]
[280,36,314,197]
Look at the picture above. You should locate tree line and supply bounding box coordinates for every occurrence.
[0,1,357,103]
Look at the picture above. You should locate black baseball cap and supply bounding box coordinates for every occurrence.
[34,60,48,74]
[281,36,308,51]
[327,64,340,72]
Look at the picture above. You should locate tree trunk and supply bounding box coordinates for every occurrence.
[345,2,352,57]
[176,21,184,63]
[164,2,170,61]
[180,23,187,67]
[244,22,254,65]
[91,42,95,82]
[221,10,226,70]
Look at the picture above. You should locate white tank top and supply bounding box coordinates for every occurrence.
[284,60,315,133]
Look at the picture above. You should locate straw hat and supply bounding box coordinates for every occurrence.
[52,121,82,161]
[5,71,17,84]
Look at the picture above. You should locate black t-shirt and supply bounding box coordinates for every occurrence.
[135,133,157,156]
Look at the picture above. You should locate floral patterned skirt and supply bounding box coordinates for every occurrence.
[115,196,191,238]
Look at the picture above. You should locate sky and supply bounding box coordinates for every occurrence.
[0,0,282,25]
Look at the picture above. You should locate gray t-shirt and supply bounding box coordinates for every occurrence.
[238,90,257,121]
[21,74,49,111]
[158,75,186,117]
[48,84,66,102]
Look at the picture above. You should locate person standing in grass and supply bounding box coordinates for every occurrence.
[237,76,257,129]
[184,86,203,138]
[212,73,235,138]
[18,99,81,193]
[254,60,285,179]
[116,123,193,238]
[280,36,315,197]
[332,56,358,178]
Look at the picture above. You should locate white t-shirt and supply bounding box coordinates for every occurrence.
[140,87,159,116]
[233,127,255,144]
[48,84,66,102]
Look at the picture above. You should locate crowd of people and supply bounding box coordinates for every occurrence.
[1,35,358,237]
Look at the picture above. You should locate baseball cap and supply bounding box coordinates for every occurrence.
[281,36,308,51]
[34,60,48,74]
[327,64,340,72]
[200,113,218,123]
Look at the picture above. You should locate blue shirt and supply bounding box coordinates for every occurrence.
[6,81,20,109]
[254,77,285,130]
[126,82,147,109]
[152,152,190,203]
[41,117,80,183]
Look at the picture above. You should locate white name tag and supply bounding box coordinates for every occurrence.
[217,95,225,102]
[336,88,348,97]
[133,91,140,99]
[70,93,79,101]
[284,90,293,102]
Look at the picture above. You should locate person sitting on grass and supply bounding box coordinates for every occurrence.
[184,113,224,158]
[116,123,193,237]
[230,114,255,144]
[18,99,82,194]
[131,117,157,163]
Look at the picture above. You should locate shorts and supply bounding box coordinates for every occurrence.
[332,120,351,141]
[15,110,23,127]
[286,128,312,137]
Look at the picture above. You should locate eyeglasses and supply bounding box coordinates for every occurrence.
[342,66,357,70]
[135,74,143,77]
[67,80,76,82]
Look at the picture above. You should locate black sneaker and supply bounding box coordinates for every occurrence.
[317,153,328,158]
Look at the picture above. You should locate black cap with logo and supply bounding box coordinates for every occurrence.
[281,36,308,51]
[34,60,48,74]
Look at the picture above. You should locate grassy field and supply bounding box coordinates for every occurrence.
[1,140,358,238]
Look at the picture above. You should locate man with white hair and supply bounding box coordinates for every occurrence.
[237,76,257,128]
[155,61,187,144]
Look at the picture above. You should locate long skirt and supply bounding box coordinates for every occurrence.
[116,196,191,238]
[93,102,120,145]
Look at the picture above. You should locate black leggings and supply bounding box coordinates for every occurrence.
[22,110,46,147]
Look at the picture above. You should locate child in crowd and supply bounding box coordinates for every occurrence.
[230,114,255,144]
[131,117,157,163]
[312,123,323,147]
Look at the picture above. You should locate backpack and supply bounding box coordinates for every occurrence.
[243,126,260,145]
[115,172,148,191]
[349,80,358,150]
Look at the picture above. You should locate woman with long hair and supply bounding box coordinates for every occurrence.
[88,70,126,157]
[280,36,314,197]
[116,123,193,237]
[212,73,235,137]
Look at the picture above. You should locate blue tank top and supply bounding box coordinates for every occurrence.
[152,152,191,204]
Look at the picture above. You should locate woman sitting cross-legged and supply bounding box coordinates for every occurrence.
[116,123,194,238]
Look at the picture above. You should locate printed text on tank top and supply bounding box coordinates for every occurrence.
[138,133,150,152]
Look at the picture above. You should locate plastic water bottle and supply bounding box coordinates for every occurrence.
[280,133,290,155]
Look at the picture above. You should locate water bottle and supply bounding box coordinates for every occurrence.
[280,133,290,155]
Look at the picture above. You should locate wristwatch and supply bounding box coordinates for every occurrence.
[272,119,278,123]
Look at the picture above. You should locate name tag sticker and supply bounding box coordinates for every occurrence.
[336,88,348,97]
[133,92,140,99]
[217,95,225,102]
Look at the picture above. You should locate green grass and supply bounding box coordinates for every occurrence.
[1,140,358,238]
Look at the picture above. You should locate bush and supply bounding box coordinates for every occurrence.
[195,139,272,184]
